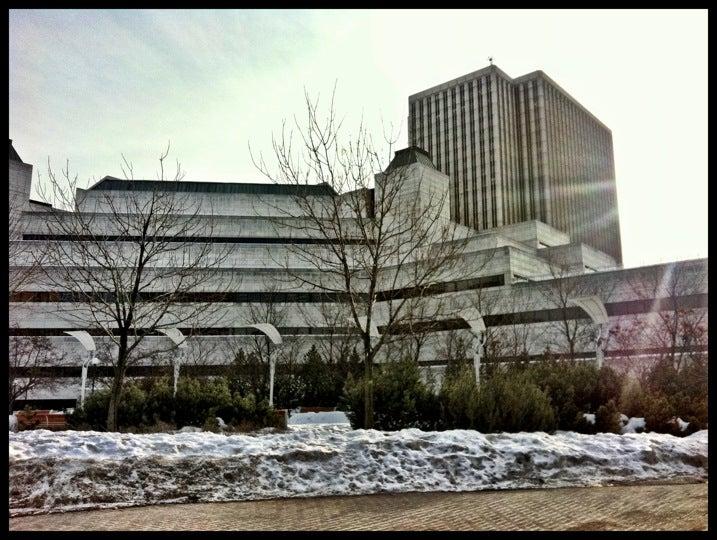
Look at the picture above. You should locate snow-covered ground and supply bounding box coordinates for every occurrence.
[9,427,707,517]
[622,417,647,434]
[287,411,351,426]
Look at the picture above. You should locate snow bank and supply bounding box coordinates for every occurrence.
[177,426,202,433]
[582,413,595,425]
[9,427,707,516]
[622,417,646,434]
[288,411,351,426]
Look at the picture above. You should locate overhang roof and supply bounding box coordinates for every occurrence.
[86,176,337,196]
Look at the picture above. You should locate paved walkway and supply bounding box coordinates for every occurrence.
[9,482,708,531]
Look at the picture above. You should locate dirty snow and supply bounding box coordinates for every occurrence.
[177,426,202,433]
[582,413,596,425]
[9,427,707,516]
[622,417,646,434]
[288,411,351,426]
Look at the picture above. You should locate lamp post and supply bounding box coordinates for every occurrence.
[82,357,101,406]
[248,324,283,407]
[64,331,98,409]
[567,296,609,369]
[158,328,188,398]
[461,308,486,385]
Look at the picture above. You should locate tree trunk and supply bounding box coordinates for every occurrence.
[106,337,128,431]
[106,373,123,432]
[362,335,374,429]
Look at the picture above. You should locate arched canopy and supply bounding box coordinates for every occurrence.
[158,328,188,348]
[568,296,609,324]
[64,330,96,352]
[249,323,283,345]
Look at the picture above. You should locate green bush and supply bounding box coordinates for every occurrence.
[226,392,279,430]
[627,356,708,435]
[595,367,623,409]
[118,382,147,428]
[342,358,439,431]
[301,345,339,407]
[595,400,622,434]
[437,366,556,433]
[67,376,283,432]
[202,416,224,433]
[173,377,232,428]
[67,389,111,430]
[572,412,597,435]
[519,361,621,431]
[273,371,305,409]
[225,350,268,400]
[143,377,175,425]
[471,370,556,433]
[643,393,676,434]
[438,365,479,429]
[619,378,647,419]
[67,380,147,431]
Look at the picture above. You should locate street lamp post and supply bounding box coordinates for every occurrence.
[158,328,188,398]
[64,331,98,409]
[568,296,610,369]
[81,357,101,407]
[461,308,486,386]
[248,324,283,407]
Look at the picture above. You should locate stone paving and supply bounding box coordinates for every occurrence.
[9,482,708,531]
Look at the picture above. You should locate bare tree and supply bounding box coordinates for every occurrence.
[485,286,548,362]
[9,195,54,298]
[246,278,289,368]
[9,190,65,412]
[251,88,470,427]
[621,261,708,370]
[537,254,614,360]
[8,336,65,413]
[30,145,233,430]
[297,300,357,368]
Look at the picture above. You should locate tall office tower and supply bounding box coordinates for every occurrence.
[408,65,622,264]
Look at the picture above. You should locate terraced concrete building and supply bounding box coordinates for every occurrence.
[7,137,707,409]
[408,65,622,263]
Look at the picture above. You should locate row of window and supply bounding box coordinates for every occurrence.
[10,275,507,305]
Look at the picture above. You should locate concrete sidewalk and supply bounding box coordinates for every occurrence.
[9,482,708,531]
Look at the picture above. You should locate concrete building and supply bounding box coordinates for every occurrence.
[9,140,33,231]
[408,65,622,263]
[7,135,706,409]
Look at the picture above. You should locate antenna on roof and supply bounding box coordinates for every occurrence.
[488,56,494,66]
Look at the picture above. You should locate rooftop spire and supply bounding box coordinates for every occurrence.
[385,146,436,173]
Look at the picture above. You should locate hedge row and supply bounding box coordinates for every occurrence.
[68,377,282,432]
[341,356,708,435]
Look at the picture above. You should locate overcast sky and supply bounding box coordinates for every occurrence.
[9,9,707,268]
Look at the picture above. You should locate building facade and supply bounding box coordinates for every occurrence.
[8,141,707,408]
[408,65,622,263]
